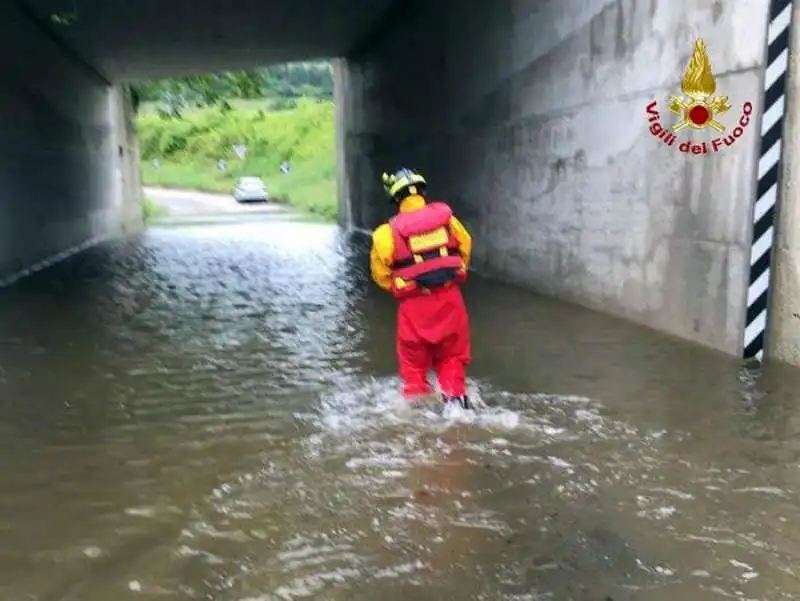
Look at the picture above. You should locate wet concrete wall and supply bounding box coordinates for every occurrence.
[769,0,800,365]
[339,0,771,355]
[111,86,144,236]
[0,3,140,282]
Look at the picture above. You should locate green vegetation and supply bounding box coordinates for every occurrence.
[138,98,285,116]
[131,62,333,118]
[142,195,168,222]
[135,61,338,221]
[137,99,336,219]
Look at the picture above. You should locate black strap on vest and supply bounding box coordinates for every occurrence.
[392,248,446,269]
[391,244,462,290]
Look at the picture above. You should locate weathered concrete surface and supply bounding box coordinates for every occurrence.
[113,86,144,235]
[0,3,139,281]
[340,0,771,355]
[333,59,353,228]
[21,0,397,80]
[768,1,800,365]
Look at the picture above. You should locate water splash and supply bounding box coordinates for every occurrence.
[302,376,569,438]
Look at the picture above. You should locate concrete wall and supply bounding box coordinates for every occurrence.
[768,1,800,364]
[339,0,771,355]
[333,59,353,228]
[0,3,139,281]
[110,86,144,235]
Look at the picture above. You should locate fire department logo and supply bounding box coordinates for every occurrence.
[668,39,731,132]
[645,38,752,155]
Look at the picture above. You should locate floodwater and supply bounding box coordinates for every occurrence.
[1,211,800,601]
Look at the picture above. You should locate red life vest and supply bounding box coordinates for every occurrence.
[389,201,467,299]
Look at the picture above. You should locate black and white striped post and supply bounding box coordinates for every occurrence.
[744,0,794,362]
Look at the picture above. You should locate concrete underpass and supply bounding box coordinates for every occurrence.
[8,2,800,598]
[4,0,800,363]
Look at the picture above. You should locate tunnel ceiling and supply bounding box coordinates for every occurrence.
[19,0,397,81]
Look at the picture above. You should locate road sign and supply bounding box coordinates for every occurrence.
[232,144,247,160]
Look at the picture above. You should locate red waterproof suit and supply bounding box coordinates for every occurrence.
[396,285,471,398]
[371,198,472,399]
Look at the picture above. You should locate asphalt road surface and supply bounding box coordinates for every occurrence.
[144,187,285,216]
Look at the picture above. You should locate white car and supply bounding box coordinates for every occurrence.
[233,176,269,203]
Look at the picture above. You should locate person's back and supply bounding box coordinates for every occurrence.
[369,168,473,408]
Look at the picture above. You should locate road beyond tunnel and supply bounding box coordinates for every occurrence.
[3,0,800,361]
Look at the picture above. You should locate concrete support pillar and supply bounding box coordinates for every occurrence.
[768,2,800,365]
[109,85,144,235]
[121,86,144,234]
[332,58,352,229]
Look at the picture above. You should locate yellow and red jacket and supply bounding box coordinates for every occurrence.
[370,194,472,299]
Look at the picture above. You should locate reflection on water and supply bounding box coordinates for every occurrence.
[1,216,800,600]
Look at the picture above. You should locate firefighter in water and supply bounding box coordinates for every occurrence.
[369,168,473,409]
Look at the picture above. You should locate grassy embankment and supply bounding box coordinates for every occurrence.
[137,98,337,220]
[142,196,168,220]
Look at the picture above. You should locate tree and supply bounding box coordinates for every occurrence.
[133,60,334,109]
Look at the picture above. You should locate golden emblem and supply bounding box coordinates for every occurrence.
[668,39,731,132]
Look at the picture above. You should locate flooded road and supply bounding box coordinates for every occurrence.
[1,212,800,600]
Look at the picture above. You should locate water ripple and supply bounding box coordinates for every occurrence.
[0,219,799,600]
